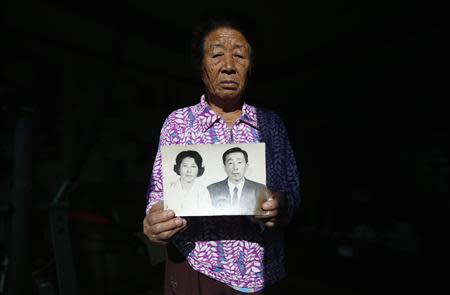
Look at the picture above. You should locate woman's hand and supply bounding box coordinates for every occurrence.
[255,190,288,229]
[143,201,187,245]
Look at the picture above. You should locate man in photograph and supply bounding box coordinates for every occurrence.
[207,147,267,215]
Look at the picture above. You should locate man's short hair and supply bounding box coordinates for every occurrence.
[222,147,248,164]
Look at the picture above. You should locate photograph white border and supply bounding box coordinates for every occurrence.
[161,143,267,216]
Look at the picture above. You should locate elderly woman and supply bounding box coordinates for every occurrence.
[143,16,300,294]
[165,150,212,216]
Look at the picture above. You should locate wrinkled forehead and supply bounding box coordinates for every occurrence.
[203,27,250,51]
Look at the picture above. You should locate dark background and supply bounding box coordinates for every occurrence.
[1,1,448,294]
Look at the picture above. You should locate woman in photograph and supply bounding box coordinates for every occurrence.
[165,150,213,216]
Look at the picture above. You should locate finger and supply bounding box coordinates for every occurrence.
[144,217,187,243]
[145,201,169,225]
[149,201,164,213]
[146,209,176,226]
[155,223,187,241]
[261,198,279,211]
[149,217,186,235]
[254,209,279,220]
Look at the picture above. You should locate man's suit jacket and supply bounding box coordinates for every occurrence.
[207,178,267,215]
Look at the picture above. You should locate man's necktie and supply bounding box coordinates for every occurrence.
[232,186,239,207]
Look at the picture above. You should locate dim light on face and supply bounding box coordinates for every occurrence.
[202,27,250,102]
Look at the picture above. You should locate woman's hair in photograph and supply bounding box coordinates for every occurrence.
[173,150,205,176]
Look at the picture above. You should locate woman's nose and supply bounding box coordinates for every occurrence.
[222,54,236,73]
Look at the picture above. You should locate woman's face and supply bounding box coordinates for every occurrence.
[179,157,199,183]
[201,27,250,103]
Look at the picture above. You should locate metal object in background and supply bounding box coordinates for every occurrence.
[48,180,78,295]
[7,107,32,295]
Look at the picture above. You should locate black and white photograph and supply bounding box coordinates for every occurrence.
[161,143,268,216]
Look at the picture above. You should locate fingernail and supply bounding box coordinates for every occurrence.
[175,218,182,226]
[167,210,175,218]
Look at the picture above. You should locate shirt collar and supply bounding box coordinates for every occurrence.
[194,95,259,132]
[227,178,245,191]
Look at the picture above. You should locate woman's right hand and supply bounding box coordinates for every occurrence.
[143,201,187,245]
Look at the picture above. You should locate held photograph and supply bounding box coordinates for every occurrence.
[161,143,268,216]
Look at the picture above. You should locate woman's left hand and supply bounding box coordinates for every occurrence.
[255,190,288,229]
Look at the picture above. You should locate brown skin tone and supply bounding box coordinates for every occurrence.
[256,191,288,229]
[202,27,249,124]
[143,27,287,245]
[143,201,187,245]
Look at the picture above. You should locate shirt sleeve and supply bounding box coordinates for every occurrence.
[145,148,163,214]
[145,113,182,214]
[278,117,301,223]
[260,109,301,223]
